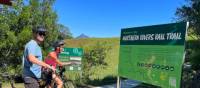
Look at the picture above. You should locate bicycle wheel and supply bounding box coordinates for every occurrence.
[63,80,76,88]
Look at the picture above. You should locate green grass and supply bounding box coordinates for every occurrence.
[0,38,120,87]
[2,83,24,88]
[64,38,120,81]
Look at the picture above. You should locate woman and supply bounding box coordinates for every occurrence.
[44,40,73,88]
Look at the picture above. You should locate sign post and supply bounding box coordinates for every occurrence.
[118,22,188,88]
[117,76,120,88]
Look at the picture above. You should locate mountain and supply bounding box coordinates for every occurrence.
[76,34,89,39]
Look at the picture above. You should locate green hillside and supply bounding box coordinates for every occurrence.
[64,38,120,81]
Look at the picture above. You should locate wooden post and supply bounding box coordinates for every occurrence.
[117,76,120,88]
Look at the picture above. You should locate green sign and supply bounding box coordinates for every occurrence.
[118,22,188,88]
[50,47,83,71]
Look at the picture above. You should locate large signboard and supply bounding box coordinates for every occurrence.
[118,22,188,88]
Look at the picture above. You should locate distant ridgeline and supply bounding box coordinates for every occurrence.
[76,34,89,39]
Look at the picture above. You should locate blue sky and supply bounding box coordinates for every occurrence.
[54,0,186,38]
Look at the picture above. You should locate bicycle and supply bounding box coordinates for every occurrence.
[39,66,76,88]
[58,66,76,88]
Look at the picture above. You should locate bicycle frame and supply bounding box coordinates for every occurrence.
[41,66,76,88]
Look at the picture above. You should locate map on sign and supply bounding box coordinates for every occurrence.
[50,47,83,71]
[118,22,188,88]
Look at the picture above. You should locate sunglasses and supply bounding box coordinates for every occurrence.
[38,32,46,36]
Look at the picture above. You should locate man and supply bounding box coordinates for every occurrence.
[22,26,55,88]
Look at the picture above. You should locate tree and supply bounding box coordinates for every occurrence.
[0,0,23,68]
[176,0,200,40]
[82,42,111,83]
[57,24,73,40]
[176,1,200,87]
[176,0,200,64]
[0,0,71,74]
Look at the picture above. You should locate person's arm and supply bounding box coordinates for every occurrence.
[28,54,55,72]
[26,42,55,71]
[28,54,51,69]
[63,60,81,66]
[62,62,73,66]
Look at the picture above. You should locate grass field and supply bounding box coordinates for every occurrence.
[65,38,120,80]
[2,38,121,87]
[2,83,24,88]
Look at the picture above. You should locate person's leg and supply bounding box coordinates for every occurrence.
[24,77,39,88]
[53,74,63,88]
[47,85,52,88]
[46,75,52,88]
